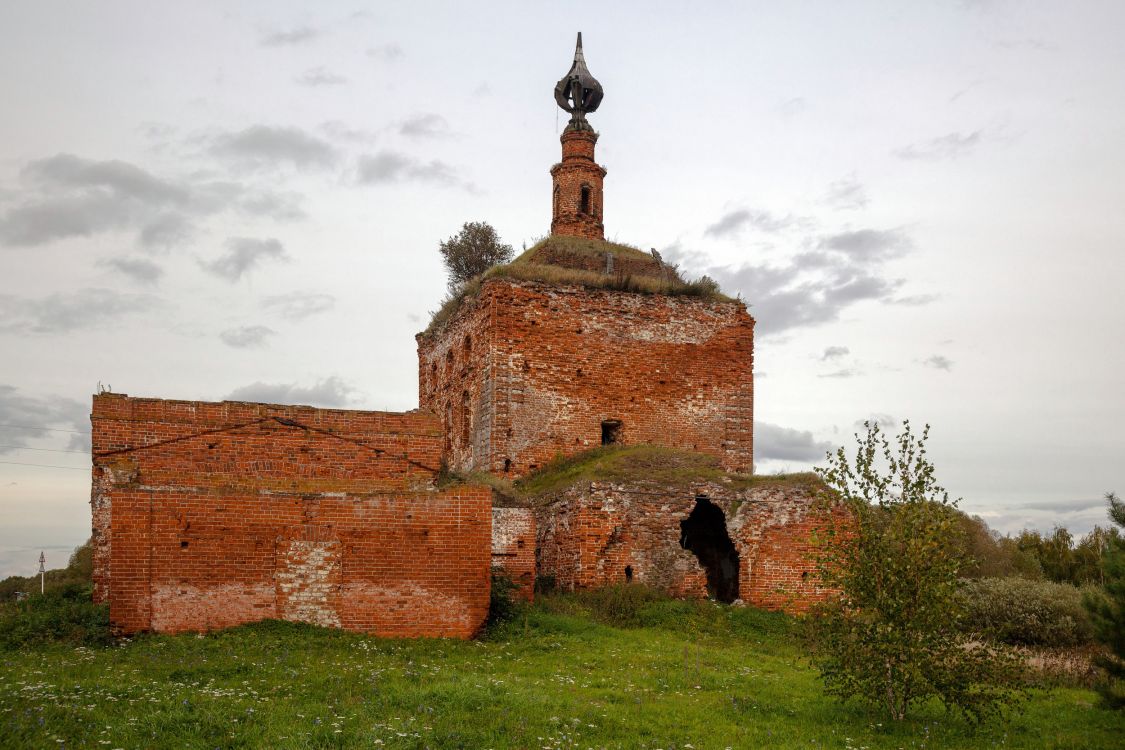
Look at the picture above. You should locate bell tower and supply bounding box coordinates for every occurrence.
[550,33,607,240]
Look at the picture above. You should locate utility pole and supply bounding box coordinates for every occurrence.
[38,551,45,594]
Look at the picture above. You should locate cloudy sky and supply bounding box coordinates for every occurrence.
[2,1,1123,577]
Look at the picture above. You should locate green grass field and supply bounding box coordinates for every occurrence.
[1,595,1121,749]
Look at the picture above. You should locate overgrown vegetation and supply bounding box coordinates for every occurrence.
[960,577,1095,647]
[809,421,1026,723]
[487,567,521,626]
[0,583,109,650]
[422,235,735,337]
[1084,491,1125,708]
[438,221,514,294]
[1,592,1120,748]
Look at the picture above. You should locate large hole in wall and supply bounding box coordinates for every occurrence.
[679,495,740,603]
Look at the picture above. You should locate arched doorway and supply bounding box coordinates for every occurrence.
[679,495,740,603]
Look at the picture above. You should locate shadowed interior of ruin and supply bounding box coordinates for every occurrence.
[679,496,740,603]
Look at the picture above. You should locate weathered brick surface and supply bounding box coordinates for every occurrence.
[90,394,492,638]
[491,507,536,601]
[534,480,847,614]
[418,279,754,477]
[550,129,606,239]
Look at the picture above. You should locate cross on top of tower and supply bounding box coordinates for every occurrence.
[553,32,604,132]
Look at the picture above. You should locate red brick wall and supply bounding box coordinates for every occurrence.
[550,129,606,240]
[491,507,536,601]
[90,394,492,638]
[418,279,754,476]
[534,480,846,614]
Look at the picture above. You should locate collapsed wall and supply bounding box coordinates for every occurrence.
[534,476,846,614]
[90,393,492,638]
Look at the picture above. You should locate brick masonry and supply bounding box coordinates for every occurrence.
[534,479,848,614]
[90,394,492,638]
[417,278,754,478]
[490,507,536,601]
[550,128,607,240]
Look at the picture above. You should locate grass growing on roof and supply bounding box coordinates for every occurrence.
[1,588,1121,749]
[421,236,736,338]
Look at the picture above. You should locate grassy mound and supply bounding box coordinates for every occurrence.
[443,445,823,505]
[422,236,735,337]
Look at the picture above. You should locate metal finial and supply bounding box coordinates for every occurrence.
[554,32,603,130]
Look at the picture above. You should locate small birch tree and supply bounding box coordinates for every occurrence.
[809,420,1024,723]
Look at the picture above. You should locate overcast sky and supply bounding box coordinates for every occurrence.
[1,1,1123,577]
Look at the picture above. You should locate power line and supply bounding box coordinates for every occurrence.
[0,460,88,471]
[0,422,90,435]
[0,444,89,454]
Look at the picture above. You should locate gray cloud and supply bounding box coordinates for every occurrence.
[355,151,474,191]
[923,354,954,371]
[0,153,301,251]
[219,325,276,348]
[0,385,89,454]
[0,288,160,334]
[208,126,337,172]
[670,221,929,335]
[319,121,376,144]
[296,67,347,87]
[262,291,336,321]
[818,368,858,379]
[138,212,195,250]
[704,208,808,238]
[824,175,869,210]
[0,154,193,247]
[821,346,850,361]
[367,43,403,61]
[239,190,305,221]
[225,376,354,408]
[399,113,450,138]
[22,154,191,204]
[819,228,912,262]
[755,422,835,462]
[894,131,983,160]
[201,237,287,282]
[99,256,164,285]
[260,27,320,47]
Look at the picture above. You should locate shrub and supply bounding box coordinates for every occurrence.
[960,577,1094,647]
[487,568,520,626]
[570,584,667,628]
[0,583,110,649]
[809,420,1026,723]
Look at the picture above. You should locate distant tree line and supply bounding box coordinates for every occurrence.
[952,510,1120,587]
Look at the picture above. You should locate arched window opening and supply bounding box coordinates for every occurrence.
[463,334,472,357]
[580,185,591,214]
[624,565,633,583]
[679,495,740,603]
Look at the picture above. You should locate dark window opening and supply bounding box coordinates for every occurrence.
[679,495,740,603]
[580,185,591,214]
[503,458,512,473]
[601,419,622,446]
[180,540,189,549]
[624,565,633,583]
[463,334,471,356]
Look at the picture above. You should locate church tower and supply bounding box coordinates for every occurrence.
[550,33,607,240]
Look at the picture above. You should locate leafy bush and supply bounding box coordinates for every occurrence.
[0,583,110,649]
[487,568,521,626]
[810,421,1026,723]
[960,577,1094,647]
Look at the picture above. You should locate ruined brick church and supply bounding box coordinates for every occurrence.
[90,35,844,638]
